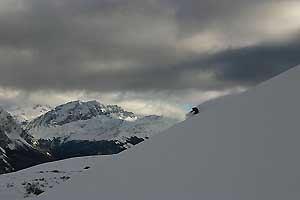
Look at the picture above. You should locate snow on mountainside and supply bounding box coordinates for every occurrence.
[27,100,135,129]
[0,108,50,174]
[6,104,52,125]
[0,108,26,173]
[27,100,176,142]
[32,65,300,200]
[0,108,33,153]
[20,100,177,160]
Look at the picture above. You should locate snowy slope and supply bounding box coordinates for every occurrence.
[185,91,242,118]
[0,156,98,199]
[37,65,300,200]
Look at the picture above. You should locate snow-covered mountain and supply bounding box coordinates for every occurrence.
[6,104,52,125]
[0,108,50,175]
[21,65,300,200]
[25,100,177,159]
[0,100,176,176]
[0,108,25,149]
[26,100,135,129]
[26,100,176,141]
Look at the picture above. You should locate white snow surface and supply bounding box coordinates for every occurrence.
[5,65,300,200]
[186,91,242,118]
[0,156,98,199]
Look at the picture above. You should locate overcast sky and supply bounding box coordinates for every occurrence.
[0,0,300,119]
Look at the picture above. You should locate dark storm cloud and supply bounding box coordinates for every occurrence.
[0,0,299,92]
[179,36,300,88]
[207,39,300,84]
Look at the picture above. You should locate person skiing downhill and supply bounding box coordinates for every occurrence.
[186,107,200,118]
[191,107,199,115]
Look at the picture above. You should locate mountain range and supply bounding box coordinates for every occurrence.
[0,100,177,175]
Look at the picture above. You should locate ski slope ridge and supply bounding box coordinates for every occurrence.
[39,65,300,200]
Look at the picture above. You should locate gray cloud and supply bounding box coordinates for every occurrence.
[182,34,300,87]
[0,0,299,93]
[208,40,300,84]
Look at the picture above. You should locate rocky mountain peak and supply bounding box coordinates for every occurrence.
[26,100,136,129]
[0,108,24,148]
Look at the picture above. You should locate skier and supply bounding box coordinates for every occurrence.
[191,107,199,115]
[186,107,200,118]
